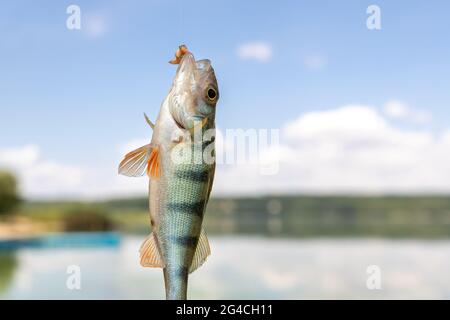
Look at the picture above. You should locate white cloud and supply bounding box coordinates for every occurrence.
[383,100,432,124]
[118,138,150,156]
[70,140,150,200]
[0,143,149,200]
[213,104,450,195]
[237,42,272,62]
[283,105,387,139]
[303,55,327,70]
[441,130,450,145]
[4,103,448,200]
[0,145,84,199]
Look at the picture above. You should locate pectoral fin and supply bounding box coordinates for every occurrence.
[147,146,160,178]
[140,233,165,268]
[118,144,160,178]
[118,144,152,177]
[189,229,211,273]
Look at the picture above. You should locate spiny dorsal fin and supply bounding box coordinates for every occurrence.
[144,113,155,130]
[139,233,165,268]
[189,229,211,273]
[118,144,152,177]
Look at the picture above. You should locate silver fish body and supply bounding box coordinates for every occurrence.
[119,49,219,300]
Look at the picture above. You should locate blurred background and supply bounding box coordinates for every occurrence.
[1,0,450,299]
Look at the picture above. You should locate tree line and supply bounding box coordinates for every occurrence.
[0,171,20,214]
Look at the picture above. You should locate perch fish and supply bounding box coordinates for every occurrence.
[118,45,219,300]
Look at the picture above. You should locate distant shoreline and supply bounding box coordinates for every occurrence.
[1,195,445,239]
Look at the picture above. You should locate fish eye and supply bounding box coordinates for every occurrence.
[206,87,217,101]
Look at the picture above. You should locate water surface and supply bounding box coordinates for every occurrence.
[1,236,449,299]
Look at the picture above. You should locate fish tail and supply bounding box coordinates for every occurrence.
[163,266,188,300]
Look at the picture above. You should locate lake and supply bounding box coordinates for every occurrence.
[1,235,450,299]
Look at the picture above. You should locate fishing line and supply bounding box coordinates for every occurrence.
[179,0,184,42]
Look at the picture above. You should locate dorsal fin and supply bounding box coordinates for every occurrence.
[144,113,155,130]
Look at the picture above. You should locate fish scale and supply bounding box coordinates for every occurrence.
[159,142,213,299]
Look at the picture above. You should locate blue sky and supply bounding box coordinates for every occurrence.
[1,1,450,199]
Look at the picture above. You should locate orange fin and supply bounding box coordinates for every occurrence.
[118,144,152,177]
[147,146,160,178]
[140,233,165,268]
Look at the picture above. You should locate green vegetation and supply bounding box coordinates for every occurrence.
[12,195,450,238]
[0,171,20,215]
[0,254,17,294]
[63,207,115,232]
[6,166,445,238]
[20,202,117,232]
[204,195,450,238]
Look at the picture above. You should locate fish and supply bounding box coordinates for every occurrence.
[118,45,219,300]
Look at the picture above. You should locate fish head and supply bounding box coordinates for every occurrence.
[169,52,219,131]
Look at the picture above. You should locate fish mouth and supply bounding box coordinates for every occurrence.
[177,52,197,75]
[170,50,215,131]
